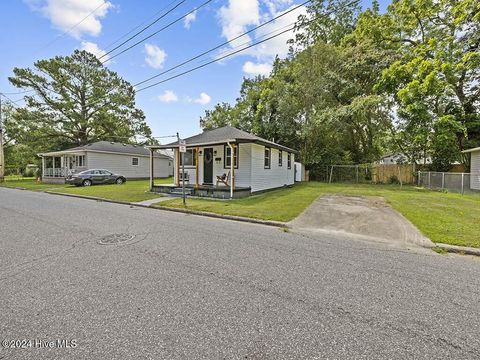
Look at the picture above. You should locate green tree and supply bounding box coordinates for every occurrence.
[9,50,152,153]
[359,0,480,154]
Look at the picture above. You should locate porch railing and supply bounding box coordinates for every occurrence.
[44,168,66,177]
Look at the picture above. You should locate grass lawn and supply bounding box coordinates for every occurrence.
[1,177,173,203]
[157,182,480,248]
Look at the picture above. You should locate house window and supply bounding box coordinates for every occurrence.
[132,157,139,166]
[179,149,196,166]
[224,144,238,169]
[287,153,292,169]
[75,155,85,167]
[278,150,282,167]
[264,147,271,169]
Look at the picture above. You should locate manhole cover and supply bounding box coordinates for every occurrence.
[98,233,135,245]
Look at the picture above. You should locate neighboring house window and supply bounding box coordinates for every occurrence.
[179,149,196,166]
[75,155,85,167]
[224,144,239,169]
[278,150,282,167]
[132,157,139,166]
[287,153,292,169]
[264,147,271,169]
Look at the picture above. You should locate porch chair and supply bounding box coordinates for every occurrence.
[216,171,231,187]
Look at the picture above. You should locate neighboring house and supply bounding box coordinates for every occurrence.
[38,141,173,184]
[377,153,432,165]
[462,147,480,190]
[147,126,298,198]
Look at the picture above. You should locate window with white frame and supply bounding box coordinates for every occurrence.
[264,147,271,169]
[224,144,238,168]
[179,149,197,166]
[132,157,139,166]
[75,155,85,167]
[278,150,282,167]
[287,153,292,169]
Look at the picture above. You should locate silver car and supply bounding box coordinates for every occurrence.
[66,169,127,187]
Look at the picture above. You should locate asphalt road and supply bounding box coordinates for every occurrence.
[1,188,479,359]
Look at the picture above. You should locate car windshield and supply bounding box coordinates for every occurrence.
[78,170,92,175]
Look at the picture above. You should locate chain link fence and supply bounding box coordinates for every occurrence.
[417,171,475,194]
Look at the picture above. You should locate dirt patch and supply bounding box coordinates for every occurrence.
[288,195,434,249]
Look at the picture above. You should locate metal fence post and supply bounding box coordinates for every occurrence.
[442,172,445,189]
[417,171,421,186]
[461,173,464,195]
[428,171,431,188]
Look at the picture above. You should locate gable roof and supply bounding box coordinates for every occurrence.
[150,126,298,153]
[39,141,172,159]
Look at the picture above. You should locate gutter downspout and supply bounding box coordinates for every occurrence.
[227,141,234,199]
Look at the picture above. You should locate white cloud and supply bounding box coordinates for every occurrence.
[218,0,260,47]
[184,10,196,29]
[144,43,167,69]
[28,0,113,39]
[193,92,211,105]
[216,1,307,72]
[80,41,110,64]
[158,90,178,103]
[251,4,307,60]
[242,61,272,76]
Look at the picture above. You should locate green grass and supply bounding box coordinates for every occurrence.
[1,177,173,203]
[157,182,480,248]
[0,178,69,191]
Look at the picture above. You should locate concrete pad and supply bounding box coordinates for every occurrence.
[288,195,434,249]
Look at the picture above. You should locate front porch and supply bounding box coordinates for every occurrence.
[41,153,87,183]
[151,183,251,199]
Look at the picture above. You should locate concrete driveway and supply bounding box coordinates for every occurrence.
[1,188,479,359]
[289,195,434,250]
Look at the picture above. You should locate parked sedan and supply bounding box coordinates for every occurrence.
[66,169,127,186]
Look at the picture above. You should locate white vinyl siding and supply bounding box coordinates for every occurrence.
[249,144,295,192]
[86,152,172,179]
[471,151,480,190]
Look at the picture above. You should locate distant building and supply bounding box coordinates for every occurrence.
[462,147,480,190]
[377,153,432,165]
[38,141,173,184]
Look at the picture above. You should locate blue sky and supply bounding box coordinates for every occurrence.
[0,0,390,141]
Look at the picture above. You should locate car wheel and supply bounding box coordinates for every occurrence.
[82,179,92,187]
[115,177,125,184]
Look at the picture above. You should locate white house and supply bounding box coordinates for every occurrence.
[148,126,298,198]
[462,146,480,190]
[39,141,173,184]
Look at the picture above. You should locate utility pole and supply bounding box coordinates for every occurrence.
[177,132,186,205]
[0,95,4,183]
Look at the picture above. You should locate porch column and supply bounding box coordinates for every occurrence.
[175,149,180,186]
[232,144,235,193]
[41,156,45,180]
[149,148,154,190]
[195,146,199,189]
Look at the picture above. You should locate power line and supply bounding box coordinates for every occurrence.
[99,0,188,60]
[102,0,213,64]
[134,0,311,88]
[102,0,180,51]
[34,1,110,54]
[135,0,359,92]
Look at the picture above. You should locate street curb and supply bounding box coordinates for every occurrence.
[434,243,480,257]
[44,191,288,228]
[148,204,287,228]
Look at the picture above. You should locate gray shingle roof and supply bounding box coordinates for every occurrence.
[154,126,297,153]
[40,141,172,158]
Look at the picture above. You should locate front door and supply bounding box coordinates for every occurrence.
[203,148,214,184]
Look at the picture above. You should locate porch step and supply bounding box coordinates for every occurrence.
[170,188,194,195]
